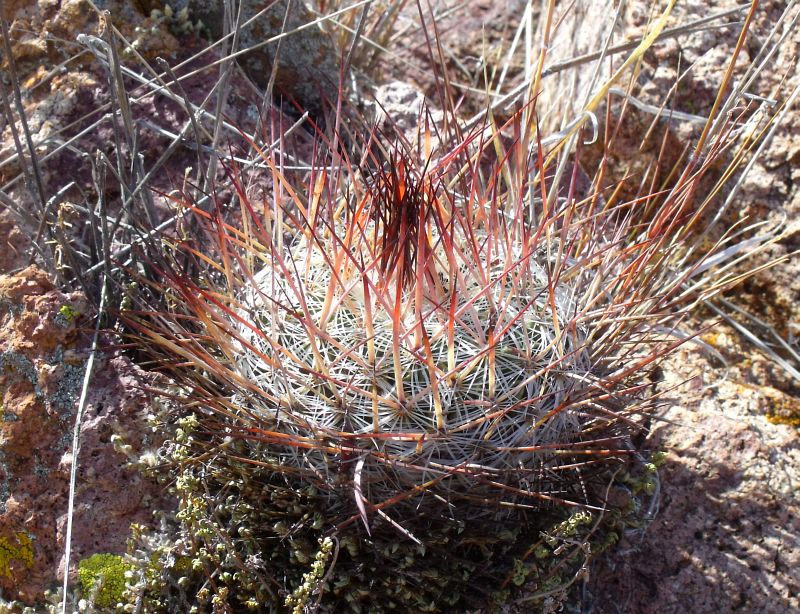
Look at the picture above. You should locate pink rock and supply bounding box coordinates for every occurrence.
[0,266,172,604]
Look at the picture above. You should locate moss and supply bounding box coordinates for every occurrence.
[594,530,620,555]
[651,450,668,467]
[510,558,532,587]
[78,553,134,608]
[55,304,81,327]
[0,532,34,579]
[543,510,593,546]
[285,537,334,614]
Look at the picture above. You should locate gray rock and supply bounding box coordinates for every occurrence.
[188,0,341,115]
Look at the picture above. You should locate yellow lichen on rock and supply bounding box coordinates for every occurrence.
[0,532,34,580]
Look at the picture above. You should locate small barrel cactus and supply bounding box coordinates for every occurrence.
[234,149,591,521]
[126,94,765,610]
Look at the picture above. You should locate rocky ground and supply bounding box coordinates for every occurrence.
[0,267,171,603]
[586,348,800,613]
[1,0,798,612]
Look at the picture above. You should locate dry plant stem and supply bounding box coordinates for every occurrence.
[0,80,47,247]
[606,87,706,124]
[522,0,555,141]
[264,0,292,108]
[341,0,373,80]
[546,0,677,164]
[61,274,109,613]
[704,8,800,229]
[0,79,35,219]
[741,0,799,95]
[100,20,159,228]
[540,3,751,78]
[81,111,310,279]
[0,16,47,214]
[96,158,116,297]
[203,0,242,196]
[545,1,625,211]
[693,0,759,158]
[709,300,800,382]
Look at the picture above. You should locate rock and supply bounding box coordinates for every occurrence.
[0,266,171,604]
[372,80,445,145]
[186,0,341,115]
[1,0,180,74]
[584,347,800,613]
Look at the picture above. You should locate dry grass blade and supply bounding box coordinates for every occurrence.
[60,274,109,614]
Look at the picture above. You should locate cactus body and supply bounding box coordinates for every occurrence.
[237,217,590,514]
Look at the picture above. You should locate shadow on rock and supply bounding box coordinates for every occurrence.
[581,370,800,614]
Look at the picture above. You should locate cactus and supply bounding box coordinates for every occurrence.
[120,5,783,611]
[124,97,769,610]
[233,144,594,521]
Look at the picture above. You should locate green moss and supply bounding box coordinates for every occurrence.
[56,304,81,325]
[594,530,620,555]
[543,510,593,546]
[78,553,134,608]
[0,532,34,579]
[510,558,532,587]
[622,456,661,497]
[651,450,668,467]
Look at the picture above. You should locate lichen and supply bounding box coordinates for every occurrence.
[0,532,34,580]
[51,360,86,412]
[0,451,9,514]
[77,553,134,609]
[0,351,41,395]
[765,395,800,427]
[0,297,22,316]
